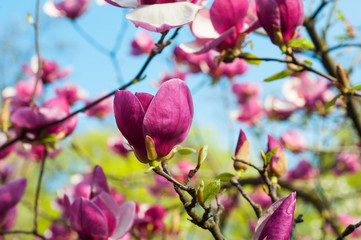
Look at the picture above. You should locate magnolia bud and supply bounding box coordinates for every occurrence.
[267,135,287,177]
[233,130,250,172]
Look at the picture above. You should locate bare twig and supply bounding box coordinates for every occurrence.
[326,43,361,53]
[336,220,361,240]
[0,230,45,239]
[33,145,48,236]
[29,0,41,108]
[230,177,262,218]
[311,0,329,20]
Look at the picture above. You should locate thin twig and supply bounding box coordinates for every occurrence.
[0,230,45,239]
[311,0,329,20]
[33,146,48,235]
[230,177,262,218]
[29,0,41,108]
[326,43,361,53]
[336,220,361,240]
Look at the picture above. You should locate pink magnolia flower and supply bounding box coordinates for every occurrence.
[85,95,113,118]
[15,78,43,102]
[283,73,334,112]
[105,0,201,32]
[180,0,249,53]
[254,192,296,240]
[158,67,187,85]
[280,130,307,153]
[0,132,14,160]
[173,46,206,73]
[264,96,298,120]
[22,56,72,84]
[286,160,319,180]
[66,166,136,240]
[114,79,194,163]
[172,159,196,182]
[333,151,361,175]
[131,32,155,56]
[55,83,87,106]
[11,97,77,142]
[0,178,27,231]
[107,135,130,156]
[16,143,62,161]
[233,129,250,172]
[255,0,304,45]
[232,82,261,104]
[249,187,272,209]
[133,204,167,238]
[267,135,287,178]
[232,98,263,126]
[43,0,91,20]
[148,174,176,197]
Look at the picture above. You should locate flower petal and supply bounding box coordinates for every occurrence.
[143,79,193,158]
[91,165,110,197]
[111,201,136,239]
[190,8,219,40]
[0,178,27,218]
[114,90,148,162]
[104,0,139,8]
[126,2,201,32]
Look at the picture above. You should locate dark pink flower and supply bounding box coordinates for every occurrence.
[105,0,201,32]
[254,192,296,240]
[114,79,194,163]
[267,135,287,178]
[158,67,187,85]
[107,135,130,156]
[181,0,249,53]
[131,32,155,56]
[0,178,27,231]
[264,96,298,120]
[280,130,307,153]
[286,160,319,180]
[232,98,263,126]
[55,83,87,106]
[85,95,113,118]
[249,188,272,209]
[0,133,14,160]
[232,82,261,104]
[133,204,167,237]
[255,0,304,45]
[16,143,62,161]
[43,0,91,20]
[22,57,72,84]
[333,151,361,175]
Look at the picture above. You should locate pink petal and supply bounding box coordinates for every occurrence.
[91,165,110,198]
[143,79,193,158]
[190,8,219,40]
[126,2,201,32]
[105,0,139,8]
[0,178,27,218]
[92,192,118,237]
[112,201,136,239]
[114,90,148,162]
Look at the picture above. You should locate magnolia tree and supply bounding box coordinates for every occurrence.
[1,0,361,239]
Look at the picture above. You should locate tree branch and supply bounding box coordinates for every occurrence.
[336,220,361,240]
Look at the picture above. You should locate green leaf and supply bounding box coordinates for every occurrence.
[303,59,313,66]
[215,173,235,182]
[177,147,196,155]
[265,147,279,164]
[198,145,208,166]
[203,180,221,203]
[260,150,266,164]
[264,70,292,82]
[325,94,341,109]
[348,84,361,91]
[41,134,58,143]
[289,37,314,50]
[241,53,262,65]
[337,9,345,20]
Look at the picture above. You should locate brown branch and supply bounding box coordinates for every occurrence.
[310,0,329,20]
[336,220,361,240]
[230,177,262,218]
[0,230,45,239]
[326,43,361,53]
[304,17,361,140]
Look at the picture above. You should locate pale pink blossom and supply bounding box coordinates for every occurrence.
[280,130,307,153]
[55,83,87,106]
[131,32,155,55]
[43,0,92,20]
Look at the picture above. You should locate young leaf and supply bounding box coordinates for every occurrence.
[240,53,262,65]
[177,147,196,155]
[264,70,292,82]
[325,94,341,109]
[303,59,313,66]
[348,84,361,91]
[203,180,221,203]
[265,147,278,164]
[198,145,208,166]
[215,173,235,182]
[289,37,314,50]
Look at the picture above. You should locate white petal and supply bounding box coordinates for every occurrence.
[107,0,139,8]
[191,8,219,39]
[126,2,201,32]
[43,1,63,18]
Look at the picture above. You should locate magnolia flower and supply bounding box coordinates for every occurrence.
[232,82,261,104]
[158,67,187,85]
[43,0,91,20]
[249,187,272,209]
[66,166,136,240]
[232,98,263,126]
[0,132,14,160]
[264,96,298,120]
[55,83,88,106]
[104,0,201,32]
[107,135,130,156]
[11,97,77,142]
[22,56,72,84]
[254,192,296,240]
[333,151,361,175]
[114,79,194,163]
[280,130,307,153]
[180,0,249,53]
[85,95,113,118]
[0,178,27,231]
[233,129,250,172]
[287,160,319,180]
[267,135,287,178]
[131,32,155,56]
[133,204,167,238]
[255,0,304,45]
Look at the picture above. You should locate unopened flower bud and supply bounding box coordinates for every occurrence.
[267,135,287,177]
[233,129,250,172]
